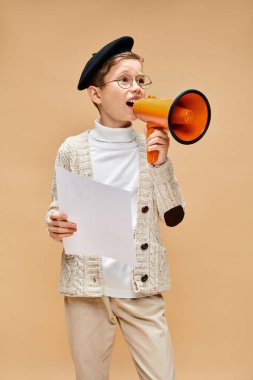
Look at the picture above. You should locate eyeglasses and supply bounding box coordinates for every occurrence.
[101,74,152,90]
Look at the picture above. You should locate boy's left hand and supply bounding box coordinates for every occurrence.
[145,126,170,166]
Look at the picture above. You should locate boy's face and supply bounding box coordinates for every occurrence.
[88,59,146,128]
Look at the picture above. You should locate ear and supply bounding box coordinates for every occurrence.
[87,86,102,105]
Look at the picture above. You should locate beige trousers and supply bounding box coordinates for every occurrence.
[64,294,175,380]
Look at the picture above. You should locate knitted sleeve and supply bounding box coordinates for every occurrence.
[148,158,186,227]
[44,138,73,225]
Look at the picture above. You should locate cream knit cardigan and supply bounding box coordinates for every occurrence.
[46,129,185,297]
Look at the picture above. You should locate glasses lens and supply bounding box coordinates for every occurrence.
[136,75,152,89]
[117,75,132,89]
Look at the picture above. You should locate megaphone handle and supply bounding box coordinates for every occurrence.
[146,123,159,164]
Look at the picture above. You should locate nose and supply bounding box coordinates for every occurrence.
[131,79,144,94]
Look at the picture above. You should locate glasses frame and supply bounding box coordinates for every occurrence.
[101,73,152,90]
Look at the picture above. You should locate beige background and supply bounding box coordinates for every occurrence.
[1,0,252,379]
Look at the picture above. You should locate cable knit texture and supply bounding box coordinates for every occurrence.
[46,129,185,297]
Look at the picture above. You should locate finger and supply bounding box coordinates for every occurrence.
[48,214,77,228]
[147,137,169,147]
[147,144,169,152]
[50,213,68,223]
[147,144,163,152]
[48,219,77,229]
[48,226,77,234]
[49,232,74,240]
[147,131,169,141]
[148,131,169,139]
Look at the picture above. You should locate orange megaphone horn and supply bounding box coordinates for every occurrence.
[133,89,211,164]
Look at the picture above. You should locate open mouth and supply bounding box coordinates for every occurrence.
[126,100,135,107]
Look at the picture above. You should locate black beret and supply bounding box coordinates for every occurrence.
[77,36,134,91]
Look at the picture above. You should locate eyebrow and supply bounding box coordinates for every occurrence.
[116,69,144,76]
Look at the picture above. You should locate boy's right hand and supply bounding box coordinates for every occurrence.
[46,212,77,241]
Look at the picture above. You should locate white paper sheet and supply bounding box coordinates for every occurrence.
[55,166,136,266]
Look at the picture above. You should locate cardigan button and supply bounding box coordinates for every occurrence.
[141,243,149,250]
[141,274,148,282]
[142,206,149,213]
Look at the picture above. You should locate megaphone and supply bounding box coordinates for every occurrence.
[133,89,211,164]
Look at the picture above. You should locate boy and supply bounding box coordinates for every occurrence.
[46,36,185,380]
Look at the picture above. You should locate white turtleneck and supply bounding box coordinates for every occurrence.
[88,119,146,298]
